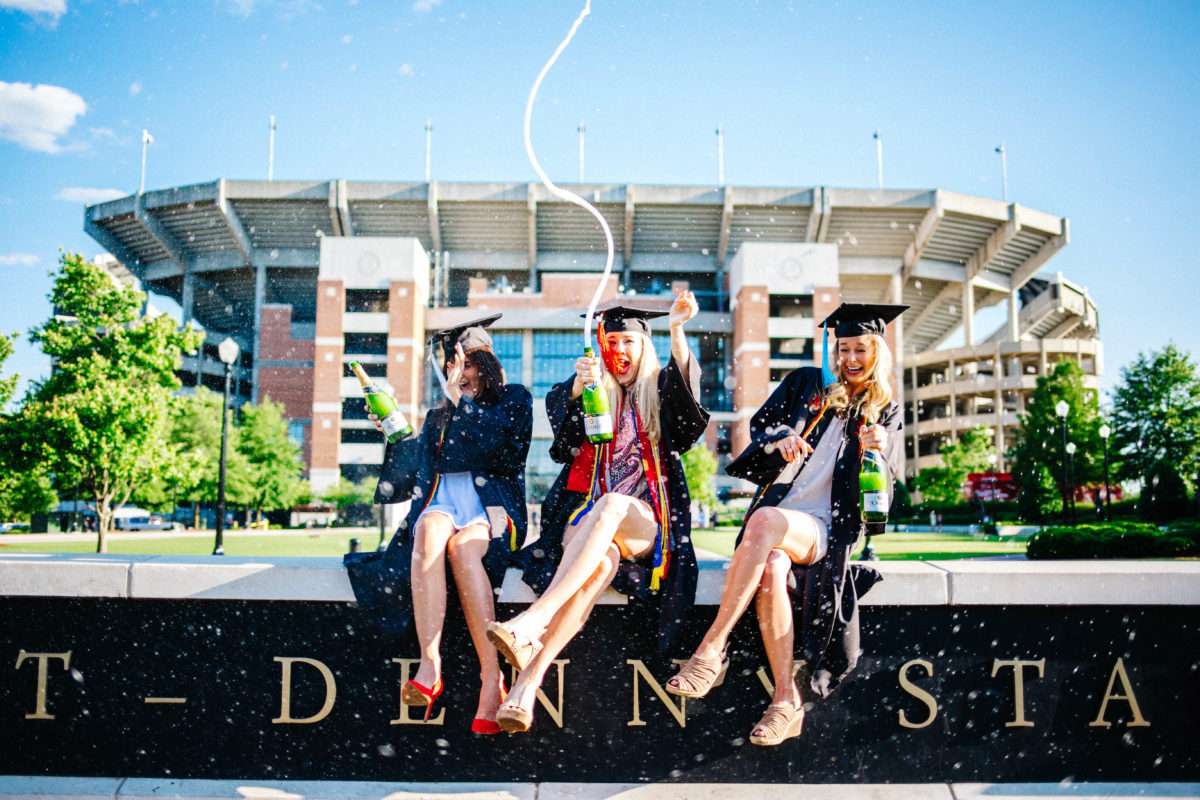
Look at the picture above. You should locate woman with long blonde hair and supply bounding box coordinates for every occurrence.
[666,302,907,746]
[487,292,709,733]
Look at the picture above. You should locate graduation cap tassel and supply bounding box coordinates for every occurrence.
[820,326,838,389]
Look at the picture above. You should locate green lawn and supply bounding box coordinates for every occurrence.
[0,531,380,557]
[0,528,1026,560]
[691,527,1026,560]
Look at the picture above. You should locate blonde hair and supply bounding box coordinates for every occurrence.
[824,333,894,424]
[599,331,662,444]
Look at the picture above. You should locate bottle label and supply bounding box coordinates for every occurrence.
[862,491,889,514]
[362,384,379,395]
[380,411,409,439]
[584,412,613,437]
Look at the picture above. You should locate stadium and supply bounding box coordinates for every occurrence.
[83,179,1100,498]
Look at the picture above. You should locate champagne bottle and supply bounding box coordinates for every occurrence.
[349,361,412,443]
[859,442,889,534]
[580,346,614,443]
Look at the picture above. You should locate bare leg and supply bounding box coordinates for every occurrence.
[502,493,656,640]
[501,547,621,720]
[447,523,505,722]
[755,548,801,708]
[410,512,454,689]
[672,507,820,670]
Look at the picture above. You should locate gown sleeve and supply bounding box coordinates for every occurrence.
[374,432,427,504]
[724,369,816,486]
[436,385,533,475]
[658,351,710,452]
[545,374,587,465]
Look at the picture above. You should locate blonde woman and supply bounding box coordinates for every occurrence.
[488,293,709,733]
[666,303,907,746]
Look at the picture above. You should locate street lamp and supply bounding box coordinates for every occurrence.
[213,337,240,556]
[1098,423,1112,522]
[1065,441,1078,526]
[1055,400,1070,526]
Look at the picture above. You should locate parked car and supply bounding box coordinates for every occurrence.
[0,522,30,533]
[114,514,184,531]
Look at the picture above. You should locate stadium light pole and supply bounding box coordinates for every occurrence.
[578,119,585,183]
[1098,423,1112,522]
[268,115,276,181]
[140,130,153,194]
[1055,400,1070,526]
[995,141,1008,202]
[425,119,433,183]
[213,337,240,556]
[715,123,725,185]
[874,127,883,188]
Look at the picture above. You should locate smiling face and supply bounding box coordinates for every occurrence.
[449,355,482,399]
[837,334,877,395]
[603,331,645,387]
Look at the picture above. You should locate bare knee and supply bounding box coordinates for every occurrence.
[594,492,635,525]
[413,516,450,560]
[759,548,791,592]
[743,507,786,550]
[446,530,483,566]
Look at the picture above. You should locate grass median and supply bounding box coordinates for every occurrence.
[0,528,1026,560]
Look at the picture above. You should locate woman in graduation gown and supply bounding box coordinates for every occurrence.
[665,302,907,746]
[488,292,709,733]
[344,314,533,734]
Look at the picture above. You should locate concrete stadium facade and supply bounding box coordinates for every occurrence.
[83,179,1100,497]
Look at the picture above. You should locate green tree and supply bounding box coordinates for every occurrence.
[236,397,306,521]
[1010,360,1104,517]
[23,252,201,551]
[913,426,997,504]
[1109,344,1200,506]
[0,333,56,520]
[682,443,719,510]
[321,476,378,525]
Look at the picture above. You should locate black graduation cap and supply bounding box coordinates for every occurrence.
[584,302,670,335]
[819,303,909,338]
[429,313,502,357]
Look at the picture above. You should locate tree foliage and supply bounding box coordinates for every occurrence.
[1109,344,1200,502]
[0,332,58,519]
[682,443,719,509]
[23,252,201,551]
[1010,360,1104,516]
[913,426,997,505]
[236,397,306,517]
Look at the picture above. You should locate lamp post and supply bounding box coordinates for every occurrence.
[1098,423,1112,522]
[213,337,240,556]
[1055,400,1070,526]
[1065,441,1078,526]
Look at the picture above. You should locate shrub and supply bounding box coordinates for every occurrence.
[1026,522,1200,559]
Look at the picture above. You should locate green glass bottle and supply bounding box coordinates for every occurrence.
[859,445,889,533]
[581,346,613,443]
[349,361,412,443]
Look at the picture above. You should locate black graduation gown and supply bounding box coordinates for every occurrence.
[513,353,710,653]
[343,383,533,637]
[726,366,902,697]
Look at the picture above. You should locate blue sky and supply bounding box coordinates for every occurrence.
[1,0,1198,403]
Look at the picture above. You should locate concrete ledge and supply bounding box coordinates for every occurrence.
[0,555,1197,607]
[933,560,1200,605]
[1,779,1197,800]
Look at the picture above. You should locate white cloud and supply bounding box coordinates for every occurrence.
[0,81,87,154]
[412,0,441,11]
[55,187,126,204]
[0,253,39,267]
[0,0,66,21]
[129,80,142,96]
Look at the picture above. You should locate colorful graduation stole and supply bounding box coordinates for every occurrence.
[565,402,673,590]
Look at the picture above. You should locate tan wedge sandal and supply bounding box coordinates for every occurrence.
[665,649,729,698]
[749,701,805,746]
[486,620,543,672]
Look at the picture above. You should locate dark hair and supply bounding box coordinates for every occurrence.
[443,347,505,408]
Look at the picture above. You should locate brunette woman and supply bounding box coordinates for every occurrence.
[345,314,532,734]
[666,303,907,745]
[487,293,709,733]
